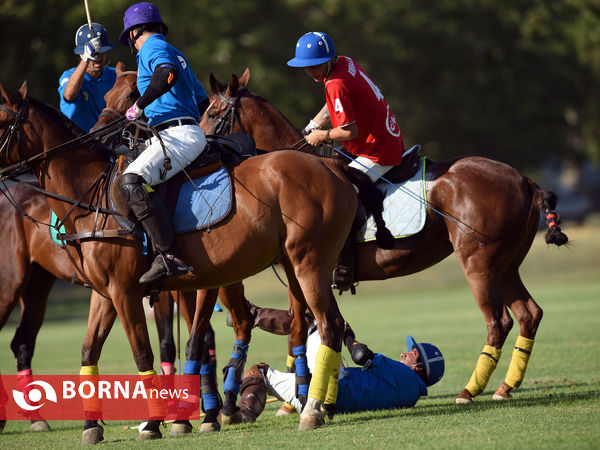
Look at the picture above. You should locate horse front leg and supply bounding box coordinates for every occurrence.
[79,291,118,445]
[284,263,343,431]
[109,285,164,441]
[152,291,176,375]
[287,288,310,410]
[218,282,253,426]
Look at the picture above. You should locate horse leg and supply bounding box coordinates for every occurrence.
[179,289,220,433]
[284,264,343,430]
[219,283,254,426]
[152,291,176,375]
[10,265,54,432]
[79,291,117,445]
[494,267,542,399]
[455,274,510,404]
[108,285,163,441]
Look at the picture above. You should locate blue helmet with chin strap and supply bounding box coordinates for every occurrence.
[287,32,335,67]
[74,23,115,55]
[406,335,445,386]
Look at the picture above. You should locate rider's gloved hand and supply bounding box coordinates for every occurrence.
[126,102,143,121]
[81,37,102,62]
[301,119,320,136]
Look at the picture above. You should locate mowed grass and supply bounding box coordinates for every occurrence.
[0,224,599,448]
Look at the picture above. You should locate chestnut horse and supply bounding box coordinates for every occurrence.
[0,180,204,435]
[198,68,569,404]
[0,82,372,436]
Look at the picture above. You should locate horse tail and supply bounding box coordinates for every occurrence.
[537,187,569,246]
[340,166,395,250]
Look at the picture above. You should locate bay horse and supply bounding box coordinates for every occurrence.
[0,180,206,435]
[0,82,380,436]
[198,68,569,404]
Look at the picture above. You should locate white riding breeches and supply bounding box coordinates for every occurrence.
[348,156,393,183]
[124,123,207,186]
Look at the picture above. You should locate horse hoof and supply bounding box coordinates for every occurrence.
[170,422,193,435]
[30,420,50,431]
[454,397,473,405]
[220,410,243,426]
[199,421,221,433]
[137,430,162,440]
[275,403,297,417]
[298,411,324,430]
[81,426,104,445]
[492,392,511,400]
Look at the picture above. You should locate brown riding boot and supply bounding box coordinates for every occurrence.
[238,363,269,423]
[332,236,356,295]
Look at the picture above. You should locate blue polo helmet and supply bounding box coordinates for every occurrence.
[119,2,168,46]
[74,23,115,55]
[287,32,335,67]
[406,335,445,386]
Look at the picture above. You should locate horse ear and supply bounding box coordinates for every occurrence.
[19,81,28,98]
[226,73,239,97]
[116,61,126,75]
[238,67,250,87]
[209,73,223,94]
[0,83,11,104]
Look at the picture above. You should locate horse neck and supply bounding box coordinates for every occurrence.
[242,95,302,150]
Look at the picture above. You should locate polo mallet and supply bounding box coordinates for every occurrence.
[84,0,94,33]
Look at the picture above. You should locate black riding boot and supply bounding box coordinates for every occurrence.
[121,173,191,284]
[332,235,356,295]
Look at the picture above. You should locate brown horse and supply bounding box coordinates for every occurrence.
[0,82,371,435]
[198,68,569,404]
[0,180,205,435]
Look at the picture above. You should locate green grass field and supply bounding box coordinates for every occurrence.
[0,224,599,448]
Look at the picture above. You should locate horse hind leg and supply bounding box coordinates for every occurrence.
[493,268,542,400]
[455,274,511,404]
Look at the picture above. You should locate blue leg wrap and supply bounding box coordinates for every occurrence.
[223,340,249,395]
[293,345,310,397]
[183,360,202,375]
[200,363,219,411]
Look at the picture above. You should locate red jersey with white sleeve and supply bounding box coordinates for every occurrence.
[324,56,404,165]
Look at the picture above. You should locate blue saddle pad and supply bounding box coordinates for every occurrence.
[173,166,233,234]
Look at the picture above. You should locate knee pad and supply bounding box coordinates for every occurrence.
[120,173,153,219]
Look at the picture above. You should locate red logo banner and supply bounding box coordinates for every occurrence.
[0,375,202,420]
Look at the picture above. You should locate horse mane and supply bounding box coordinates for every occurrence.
[244,91,301,135]
[27,96,111,156]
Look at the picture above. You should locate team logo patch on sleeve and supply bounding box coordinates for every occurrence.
[177,55,187,69]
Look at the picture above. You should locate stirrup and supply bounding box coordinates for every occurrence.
[332,265,356,295]
[139,252,193,284]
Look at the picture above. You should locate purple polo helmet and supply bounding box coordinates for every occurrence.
[119,2,168,46]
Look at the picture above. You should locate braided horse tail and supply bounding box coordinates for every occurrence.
[538,188,569,246]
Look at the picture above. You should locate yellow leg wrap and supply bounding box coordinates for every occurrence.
[464,345,502,397]
[80,365,101,413]
[80,365,99,376]
[139,370,167,418]
[324,351,342,405]
[307,344,337,401]
[504,335,534,389]
[286,354,295,371]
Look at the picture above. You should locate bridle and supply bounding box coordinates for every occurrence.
[206,87,249,136]
[0,97,28,163]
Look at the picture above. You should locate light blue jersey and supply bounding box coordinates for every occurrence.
[58,66,117,132]
[335,353,428,413]
[136,34,207,125]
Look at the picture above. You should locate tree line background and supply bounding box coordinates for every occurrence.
[1,0,599,173]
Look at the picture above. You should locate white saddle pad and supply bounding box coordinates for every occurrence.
[356,159,427,242]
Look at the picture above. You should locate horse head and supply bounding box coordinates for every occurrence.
[92,61,139,131]
[0,81,36,168]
